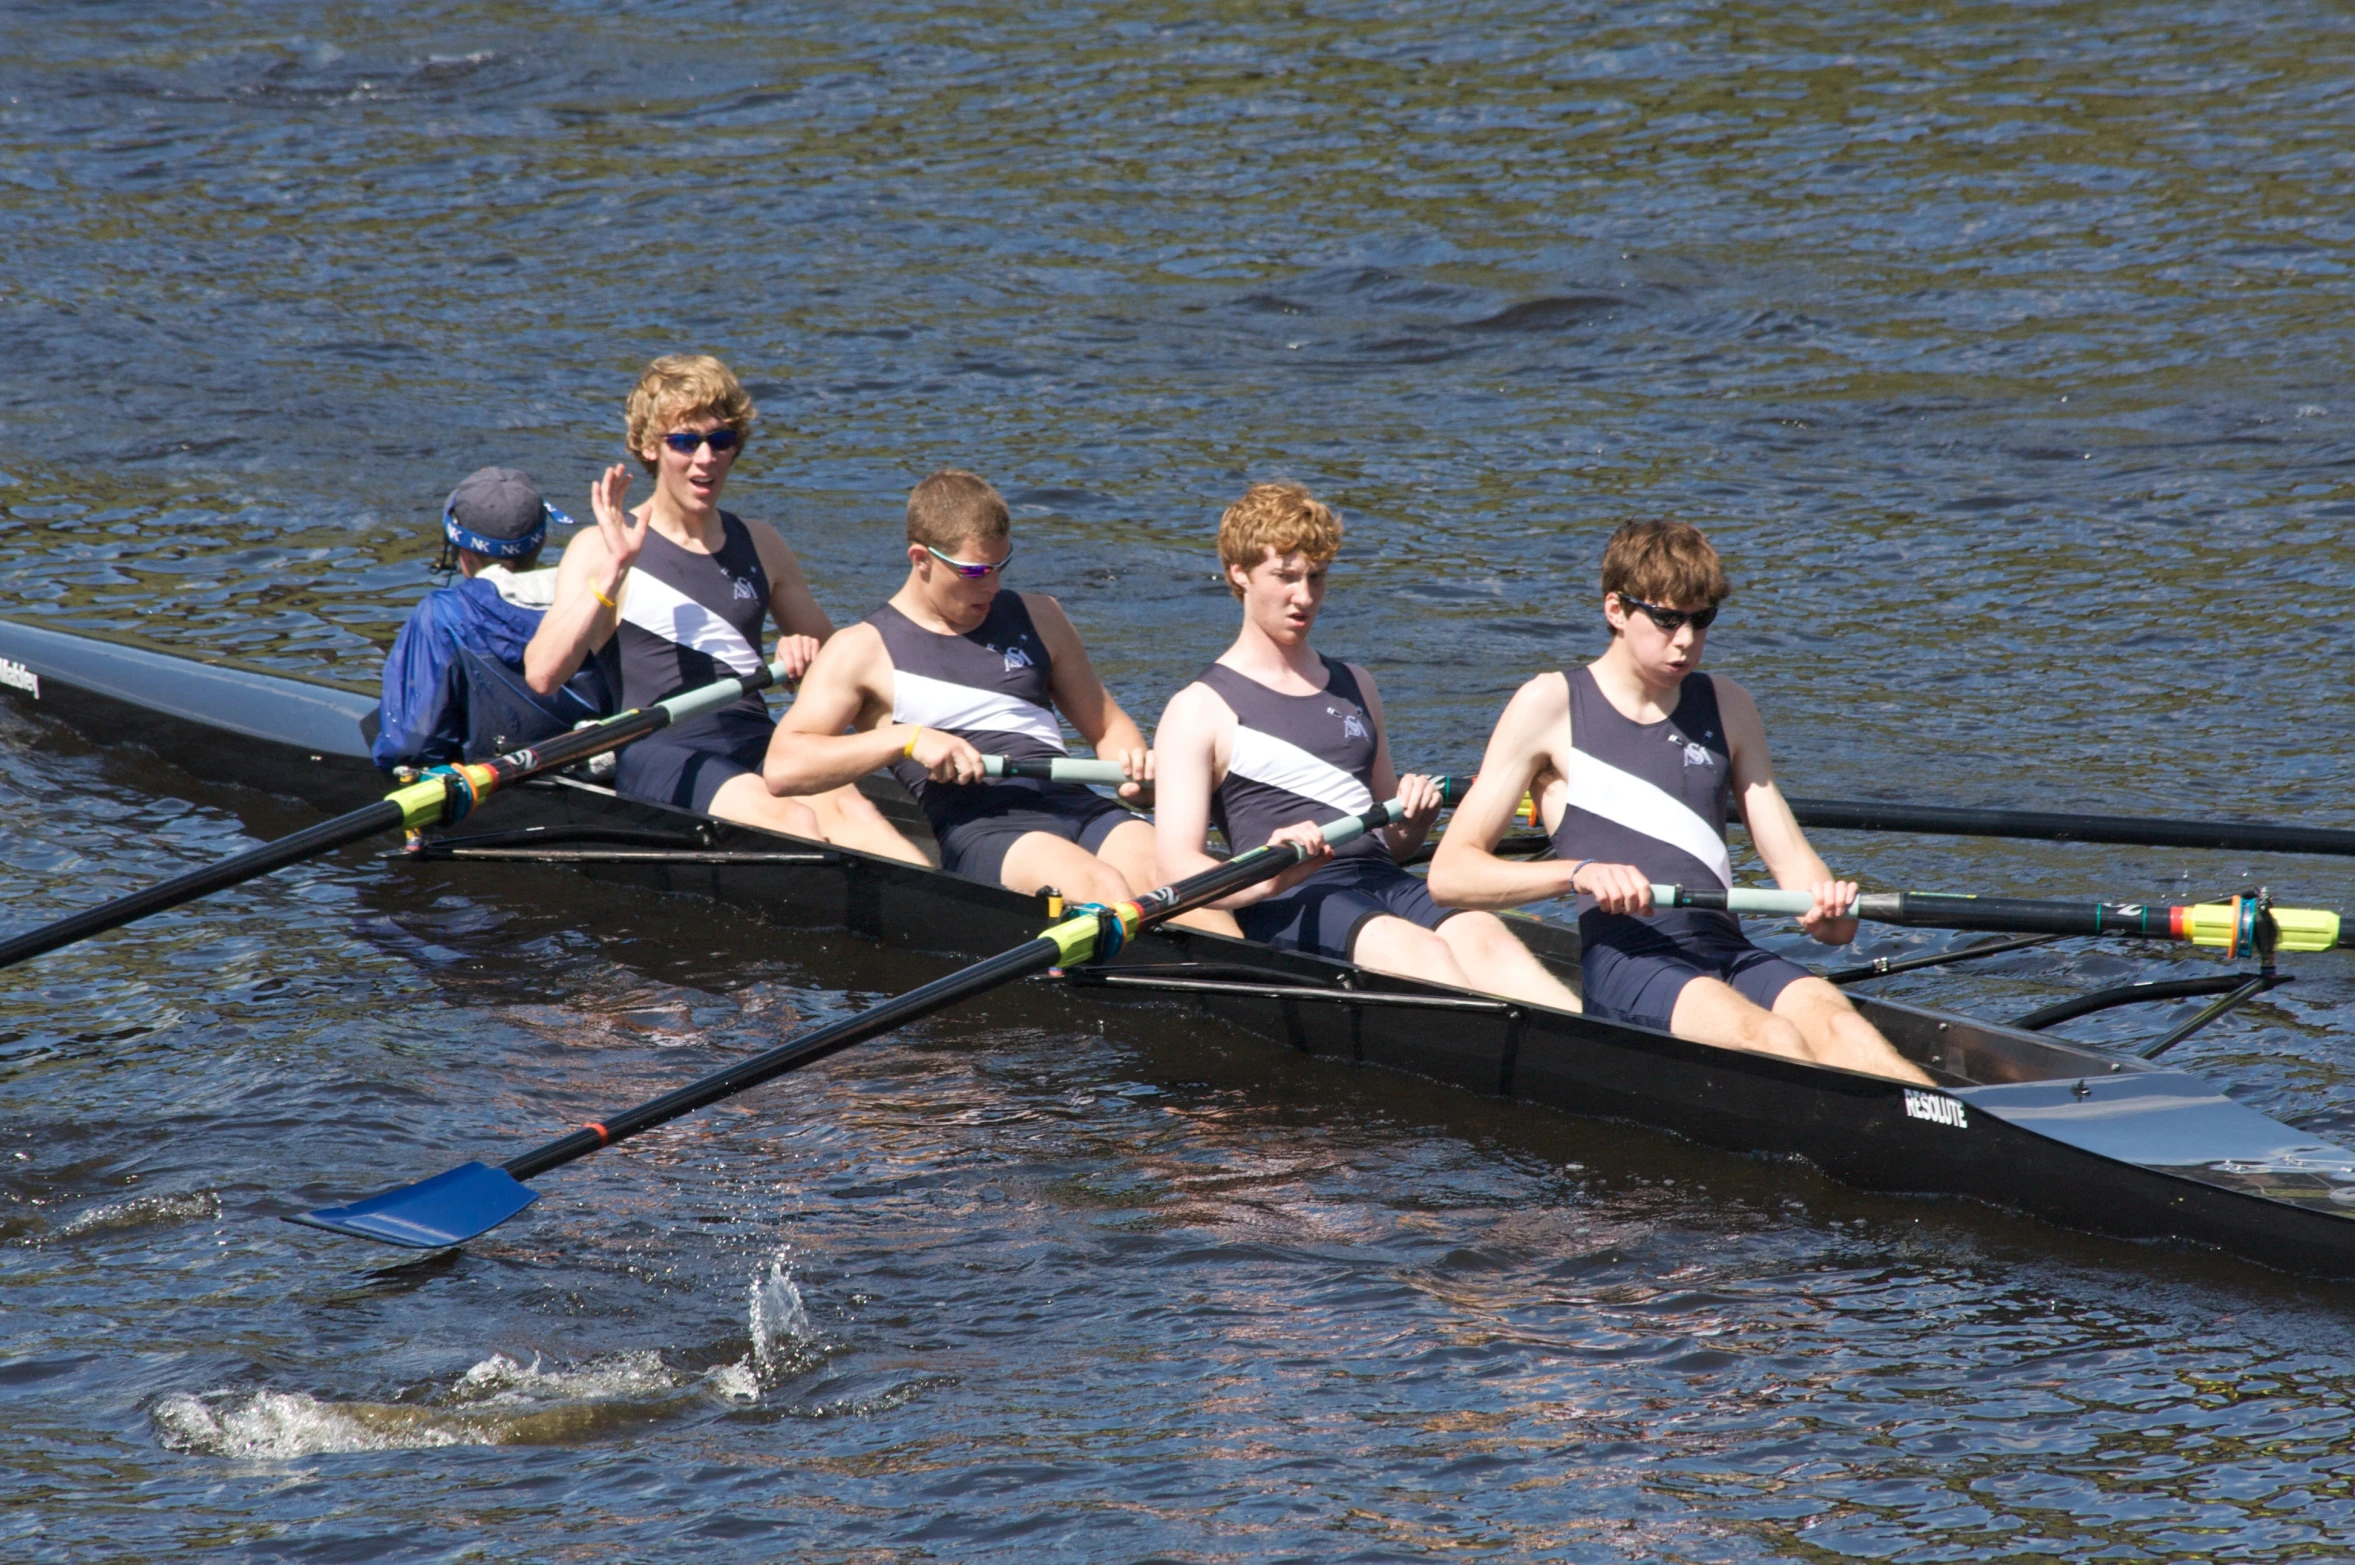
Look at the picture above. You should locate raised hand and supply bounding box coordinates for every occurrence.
[587,463,650,592]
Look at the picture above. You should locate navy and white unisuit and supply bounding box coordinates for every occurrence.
[1193,657,1453,960]
[867,591,1130,885]
[608,512,775,815]
[1549,667,1808,1031]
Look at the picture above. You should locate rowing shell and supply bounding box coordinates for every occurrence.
[7,612,2355,1278]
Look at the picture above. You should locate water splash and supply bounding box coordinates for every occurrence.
[708,1247,817,1402]
[748,1247,811,1377]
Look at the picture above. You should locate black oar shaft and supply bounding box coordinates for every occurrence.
[1787,797,2355,859]
[0,798,406,969]
[497,810,1396,1183]
[0,660,784,972]
[504,937,1061,1181]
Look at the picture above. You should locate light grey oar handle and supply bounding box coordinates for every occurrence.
[980,755,1131,785]
[1653,883,1840,917]
[657,658,794,722]
[1324,797,1405,847]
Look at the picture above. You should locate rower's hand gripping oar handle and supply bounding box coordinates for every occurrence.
[287,797,1409,1249]
[1655,883,2350,955]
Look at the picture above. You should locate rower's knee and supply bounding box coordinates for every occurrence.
[1353,918,1470,987]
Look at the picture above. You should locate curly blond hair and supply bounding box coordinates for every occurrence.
[1216,483,1342,597]
[625,354,756,472]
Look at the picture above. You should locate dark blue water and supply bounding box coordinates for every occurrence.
[4,3,2354,1559]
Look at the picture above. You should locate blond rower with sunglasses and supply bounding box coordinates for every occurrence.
[766,470,1228,925]
[523,354,917,861]
[1429,519,1929,1083]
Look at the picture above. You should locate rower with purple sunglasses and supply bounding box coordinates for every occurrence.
[1429,519,1928,1083]
[766,470,1227,926]
[522,354,919,862]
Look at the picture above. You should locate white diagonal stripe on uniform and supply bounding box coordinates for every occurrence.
[891,669,1067,752]
[1229,725,1374,818]
[618,570,762,676]
[1564,747,1733,887]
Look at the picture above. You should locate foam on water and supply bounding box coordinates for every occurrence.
[49,1189,220,1241]
[156,1251,825,1456]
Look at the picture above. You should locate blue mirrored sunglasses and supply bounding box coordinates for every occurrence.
[660,428,742,455]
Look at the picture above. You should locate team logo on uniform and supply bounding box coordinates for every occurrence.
[994,642,1034,673]
[1683,741,1712,768]
[732,576,757,600]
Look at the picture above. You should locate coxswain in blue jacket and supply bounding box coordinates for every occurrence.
[372,467,611,771]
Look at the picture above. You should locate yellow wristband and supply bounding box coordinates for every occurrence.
[592,583,618,610]
[902,725,924,758]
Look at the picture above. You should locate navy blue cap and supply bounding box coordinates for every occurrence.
[442,467,571,560]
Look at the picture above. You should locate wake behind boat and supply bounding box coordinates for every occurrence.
[8,612,2355,1277]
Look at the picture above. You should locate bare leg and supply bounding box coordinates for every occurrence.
[1350,914,1478,990]
[1773,976,1933,1084]
[996,829,1137,906]
[807,783,932,866]
[1091,818,1241,937]
[1432,911,1582,1013]
[705,771,823,839]
[1669,974,1931,1084]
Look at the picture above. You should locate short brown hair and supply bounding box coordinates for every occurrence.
[1217,483,1342,598]
[906,469,1010,552]
[625,354,756,472]
[1600,519,1729,611]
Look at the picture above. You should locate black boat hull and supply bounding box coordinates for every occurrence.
[7,611,2355,1278]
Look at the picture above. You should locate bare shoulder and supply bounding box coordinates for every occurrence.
[1707,674,1764,726]
[559,525,612,569]
[1018,590,1079,637]
[1157,677,1235,732]
[1511,669,1572,712]
[822,617,886,669]
[737,514,808,575]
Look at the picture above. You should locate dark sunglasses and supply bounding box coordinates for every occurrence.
[1618,595,1719,633]
[660,428,742,455]
[926,543,1013,579]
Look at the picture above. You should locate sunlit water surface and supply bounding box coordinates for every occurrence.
[3,2,2354,1560]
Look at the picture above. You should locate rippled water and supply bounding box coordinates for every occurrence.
[5,2,2355,1559]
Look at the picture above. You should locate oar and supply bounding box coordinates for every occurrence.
[287,797,1411,1250]
[0,659,795,972]
[1655,884,2351,955]
[980,756,1130,784]
[1787,797,2355,859]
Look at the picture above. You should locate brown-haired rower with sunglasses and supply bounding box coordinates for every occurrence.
[522,354,917,861]
[764,469,1200,919]
[1429,518,1930,1084]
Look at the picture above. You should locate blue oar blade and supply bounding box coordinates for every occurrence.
[285,1161,538,1248]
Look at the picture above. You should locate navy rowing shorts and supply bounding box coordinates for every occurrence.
[613,707,776,816]
[1577,908,1813,1032]
[934,782,1137,887]
[1236,855,1458,961]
